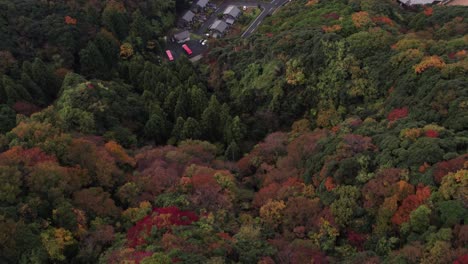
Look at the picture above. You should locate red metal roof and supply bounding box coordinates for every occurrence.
[182,44,192,55]
[166,50,174,61]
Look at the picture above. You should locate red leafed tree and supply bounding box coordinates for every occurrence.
[283,130,328,171]
[432,154,468,184]
[107,248,152,264]
[275,177,305,199]
[325,177,336,191]
[387,107,409,121]
[252,183,281,208]
[453,254,468,264]
[126,207,198,248]
[341,134,377,156]
[347,230,367,251]
[425,129,439,138]
[372,16,394,26]
[189,172,233,211]
[254,132,289,165]
[73,187,121,218]
[283,197,322,232]
[391,185,431,225]
[136,162,179,199]
[0,147,57,166]
[454,225,468,248]
[12,101,41,116]
[271,238,328,264]
[362,169,404,208]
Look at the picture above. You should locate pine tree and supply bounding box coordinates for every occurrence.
[225,141,241,161]
[21,72,47,106]
[79,42,109,79]
[174,90,189,119]
[130,11,153,48]
[189,85,207,119]
[171,117,185,143]
[102,6,129,40]
[224,115,245,144]
[0,104,16,133]
[144,105,168,144]
[31,58,59,100]
[201,95,222,140]
[94,31,120,67]
[2,75,32,104]
[181,117,201,140]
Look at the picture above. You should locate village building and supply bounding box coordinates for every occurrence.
[179,10,195,27]
[210,20,228,38]
[193,0,209,13]
[397,0,441,5]
[223,5,241,25]
[173,30,190,43]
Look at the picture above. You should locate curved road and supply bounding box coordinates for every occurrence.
[195,0,290,38]
[242,0,290,37]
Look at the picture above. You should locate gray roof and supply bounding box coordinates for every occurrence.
[226,18,235,25]
[182,10,195,22]
[196,0,209,8]
[210,20,228,33]
[174,30,190,41]
[223,5,241,18]
[400,0,440,4]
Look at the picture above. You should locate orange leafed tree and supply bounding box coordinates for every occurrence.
[424,7,433,17]
[65,16,77,25]
[414,56,446,74]
[105,141,135,166]
[322,25,342,33]
[325,177,336,191]
[352,11,372,28]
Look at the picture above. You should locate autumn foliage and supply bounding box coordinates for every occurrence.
[391,185,431,225]
[414,56,446,74]
[126,207,198,248]
[433,155,468,184]
[64,16,77,25]
[387,107,409,121]
[352,11,372,28]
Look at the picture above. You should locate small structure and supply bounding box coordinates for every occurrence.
[179,10,195,27]
[194,0,209,12]
[182,44,193,55]
[398,0,441,5]
[223,5,241,19]
[210,20,228,38]
[173,30,190,43]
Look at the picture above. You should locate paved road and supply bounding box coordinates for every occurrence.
[195,0,290,37]
[242,0,290,37]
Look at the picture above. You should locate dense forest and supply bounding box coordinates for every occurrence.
[0,0,467,263]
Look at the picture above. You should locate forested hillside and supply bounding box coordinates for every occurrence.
[0,0,467,263]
